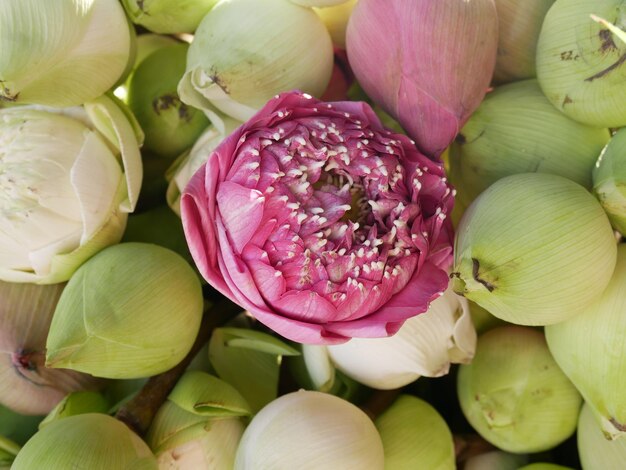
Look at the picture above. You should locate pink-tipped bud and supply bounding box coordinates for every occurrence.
[347,0,498,158]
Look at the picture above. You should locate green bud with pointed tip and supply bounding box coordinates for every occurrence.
[578,403,626,469]
[453,173,616,326]
[536,0,626,127]
[457,326,582,453]
[375,395,454,470]
[593,128,626,234]
[46,243,203,379]
[546,244,626,439]
[449,79,610,204]
[12,414,157,469]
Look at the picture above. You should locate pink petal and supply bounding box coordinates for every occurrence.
[181,167,233,299]
[216,181,265,254]
[272,290,338,323]
[325,261,449,337]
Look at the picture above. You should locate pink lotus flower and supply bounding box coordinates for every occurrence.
[347,0,498,158]
[181,91,454,344]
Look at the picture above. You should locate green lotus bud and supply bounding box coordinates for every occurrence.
[12,413,157,469]
[38,392,109,429]
[147,371,250,468]
[166,117,241,215]
[0,95,143,284]
[128,43,210,160]
[122,0,219,34]
[46,243,203,379]
[0,282,101,415]
[326,287,476,389]
[314,0,358,49]
[0,0,132,107]
[536,0,626,127]
[546,244,626,439]
[463,451,528,470]
[209,328,299,413]
[493,0,555,83]
[452,173,616,326]
[135,35,181,69]
[593,129,626,234]
[178,0,333,126]
[578,403,626,469]
[375,395,454,470]
[457,326,582,453]
[449,79,610,204]
[234,390,384,469]
[518,464,573,470]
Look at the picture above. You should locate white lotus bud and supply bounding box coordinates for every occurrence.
[326,287,476,389]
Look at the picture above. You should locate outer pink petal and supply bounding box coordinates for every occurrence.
[181,166,234,299]
[216,181,265,254]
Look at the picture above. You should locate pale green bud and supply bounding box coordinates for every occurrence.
[375,395,455,470]
[46,243,203,379]
[457,326,582,453]
[12,414,157,469]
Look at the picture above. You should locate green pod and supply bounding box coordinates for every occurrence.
[493,0,555,83]
[122,0,219,34]
[12,414,157,469]
[128,43,210,160]
[46,243,203,379]
[450,79,610,204]
[546,244,626,439]
[453,173,616,326]
[457,326,582,453]
[375,395,454,470]
[536,0,626,127]
[593,128,626,234]
[578,403,626,469]
[178,0,333,125]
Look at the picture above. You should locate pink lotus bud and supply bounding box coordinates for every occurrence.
[181,91,454,345]
[346,0,498,158]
